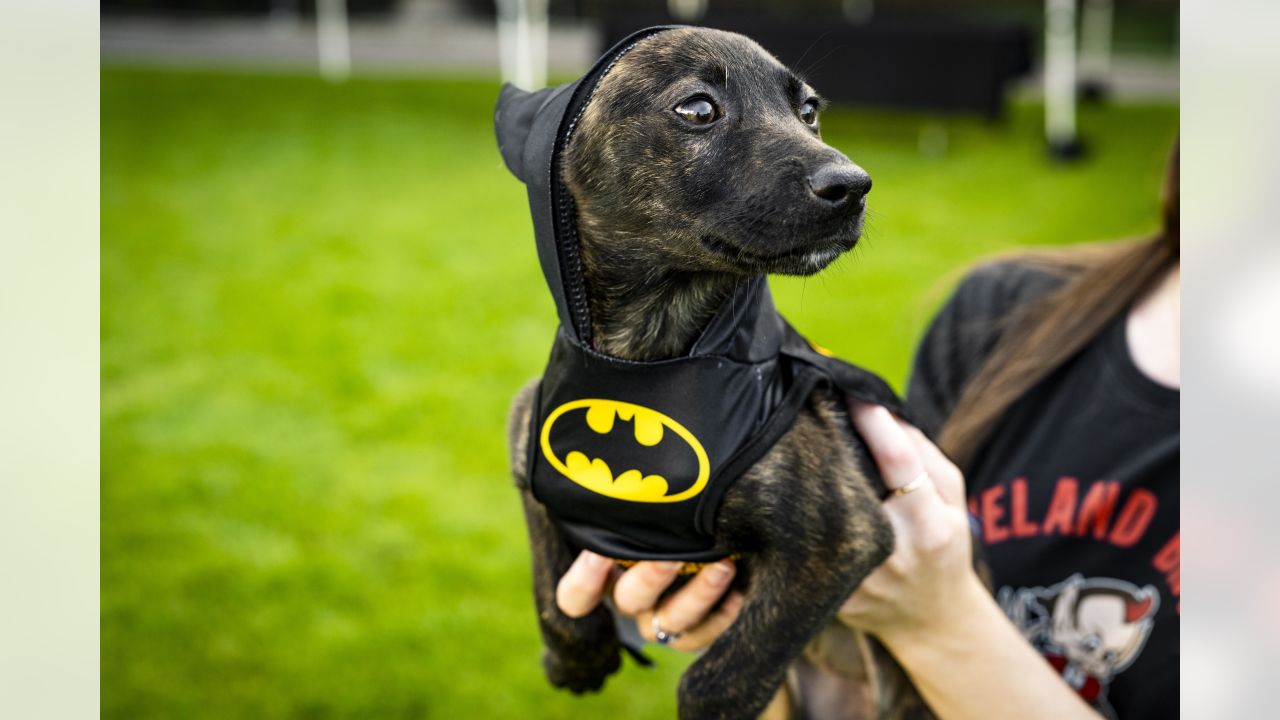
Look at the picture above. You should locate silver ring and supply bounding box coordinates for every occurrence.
[652,613,682,645]
[892,471,930,497]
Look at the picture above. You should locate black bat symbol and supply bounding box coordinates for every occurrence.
[540,400,709,503]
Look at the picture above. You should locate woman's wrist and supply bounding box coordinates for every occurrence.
[873,569,993,654]
[869,571,1101,720]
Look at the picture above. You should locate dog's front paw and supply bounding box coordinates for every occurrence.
[677,663,773,720]
[543,644,621,694]
[677,692,750,720]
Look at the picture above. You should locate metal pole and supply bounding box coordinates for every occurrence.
[496,0,549,90]
[317,0,351,83]
[668,0,709,21]
[528,0,548,91]
[1079,0,1114,100]
[1045,0,1083,159]
[497,0,518,85]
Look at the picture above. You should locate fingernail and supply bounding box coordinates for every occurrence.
[659,561,684,573]
[583,551,612,570]
[706,561,734,585]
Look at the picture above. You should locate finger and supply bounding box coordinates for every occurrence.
[668,591,745,652]
[884,469,947,530]
[851,403,925,490]
[612,560,684,616]
[640,592,745,652]
[649,560,736,634]
[868,437,947,529]
[898,421,966,509]
[556,551,615,618]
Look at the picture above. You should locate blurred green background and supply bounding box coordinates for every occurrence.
[101,67,1176,717]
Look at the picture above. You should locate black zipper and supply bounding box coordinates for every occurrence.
[554,180,592,344]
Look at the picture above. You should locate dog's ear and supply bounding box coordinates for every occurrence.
[494,82,559,183]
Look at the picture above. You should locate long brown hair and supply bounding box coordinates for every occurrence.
[938,144,1179,470]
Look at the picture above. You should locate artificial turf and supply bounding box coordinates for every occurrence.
[102,67,1176,718]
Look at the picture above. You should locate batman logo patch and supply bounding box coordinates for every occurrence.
[539,399,710,503]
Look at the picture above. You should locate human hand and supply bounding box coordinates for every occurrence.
[837,403,986,642]
[556,552,743,653]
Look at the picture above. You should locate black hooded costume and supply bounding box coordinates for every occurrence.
[496,26,907,564]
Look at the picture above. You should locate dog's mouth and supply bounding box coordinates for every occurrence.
[699,231,860,274]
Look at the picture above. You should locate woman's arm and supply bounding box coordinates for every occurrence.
[839,404,1099,720]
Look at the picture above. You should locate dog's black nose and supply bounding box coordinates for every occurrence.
[808,165,872,206]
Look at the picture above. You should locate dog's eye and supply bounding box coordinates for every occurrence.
[674,96,720,125]
[799,100,819,127]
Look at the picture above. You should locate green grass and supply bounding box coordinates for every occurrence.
[102,67,1176,718]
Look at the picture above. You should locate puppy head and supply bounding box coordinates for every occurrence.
[564,28,871,277]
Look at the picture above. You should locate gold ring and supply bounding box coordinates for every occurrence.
[892,472,930,497]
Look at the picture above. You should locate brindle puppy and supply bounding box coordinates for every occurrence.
[506,28,931,719]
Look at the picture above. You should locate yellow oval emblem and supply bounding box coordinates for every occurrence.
[540,399,710,503]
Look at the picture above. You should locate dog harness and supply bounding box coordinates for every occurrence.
[495,26,907,562]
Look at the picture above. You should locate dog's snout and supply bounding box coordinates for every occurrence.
[808,165,872,206]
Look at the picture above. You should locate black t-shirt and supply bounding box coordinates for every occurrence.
[906,261,1179,720]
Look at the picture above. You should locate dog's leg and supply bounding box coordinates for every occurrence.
[868,636,934,720]
[785,614,937,720]
[518,489,624,692]
[676,531,890,720]
[675,405,896,720]
[509,381,623,693]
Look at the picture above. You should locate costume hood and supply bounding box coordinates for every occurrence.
[496,27,906,562]
[496,26,683,342]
